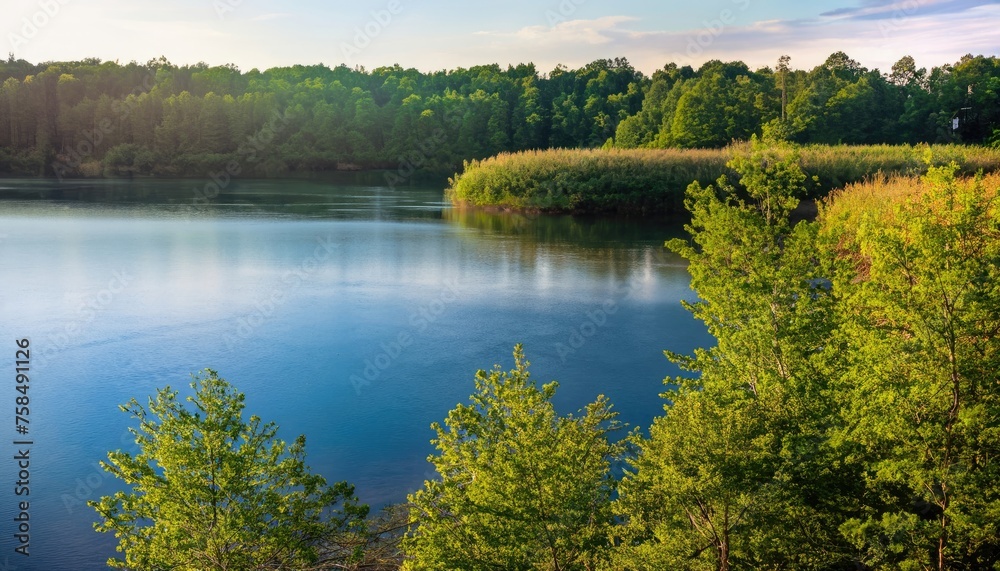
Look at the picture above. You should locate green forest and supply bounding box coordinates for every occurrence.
[1,52,999,179]
[91,141,1000,570]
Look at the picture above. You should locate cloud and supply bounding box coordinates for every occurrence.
[477,16,641,47]
[820,0,998,21]
[18,1,996,80]
[362,1,998,76]
[696,1,1000,67]
[821,0,903,18]
[432,2,996,78]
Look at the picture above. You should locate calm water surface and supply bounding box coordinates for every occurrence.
[0,177,710,570]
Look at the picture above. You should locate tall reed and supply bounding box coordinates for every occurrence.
[448,145,1000,214]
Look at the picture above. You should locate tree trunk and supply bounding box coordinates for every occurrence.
[718,509,730,571]
[718,539,730,571]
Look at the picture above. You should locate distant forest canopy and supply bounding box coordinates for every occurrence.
[0,52,998,178]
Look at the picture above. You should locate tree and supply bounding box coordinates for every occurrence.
[889,55,920,87]
[778,55,791,122]
[823,165,1000,570]
[823,51,864,82]
[669,73,731,148]
[91,370,368,571]
[624,66,678,146]
[822,76,881,144]
[614,382,778,571]
[666,66,768,149]
[615,138,860,570]
[403,345,622,571]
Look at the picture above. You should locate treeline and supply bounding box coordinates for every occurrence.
[616,52,1000,149]
[0,55,643,178]
[0,52,998,179]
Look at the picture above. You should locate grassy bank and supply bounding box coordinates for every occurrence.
[447,144,1000,214]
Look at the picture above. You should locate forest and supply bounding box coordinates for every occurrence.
[0,52,999,179]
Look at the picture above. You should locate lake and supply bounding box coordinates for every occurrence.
[0,176,711,570]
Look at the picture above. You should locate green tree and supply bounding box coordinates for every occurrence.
[511,75,546,150]
[616,138,859,570]
[614,382,778,571]
[670,73,730,148]
[4,54,1000,175]
[823,165,1000,570]
[778,55,791,122]
[668,64,767,149]
[403,345,622,571]
[614,65,683,148]
[91,370,368,571]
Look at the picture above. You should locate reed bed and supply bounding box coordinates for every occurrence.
[448,145,1000,214]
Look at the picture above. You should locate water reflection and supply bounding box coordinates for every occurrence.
[443,204,690,286]
[0,175,449,220]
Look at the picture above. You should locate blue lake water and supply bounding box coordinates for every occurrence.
[0,177,711,570]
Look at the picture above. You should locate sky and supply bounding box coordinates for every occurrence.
[4,0,999,74]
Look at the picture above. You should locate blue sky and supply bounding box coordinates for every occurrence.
[5,0,999,73]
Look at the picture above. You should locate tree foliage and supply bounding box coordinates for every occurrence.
[615,138,859,570]
[91,370,368,571]
[821,165,1000,569]
[610,154,1000,570]
[615,54,1000,150]
[403,345,622,570]
[0,57,644,177]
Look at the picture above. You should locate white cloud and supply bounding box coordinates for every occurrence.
[670,2,1000,71]
[478,16,641,46]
